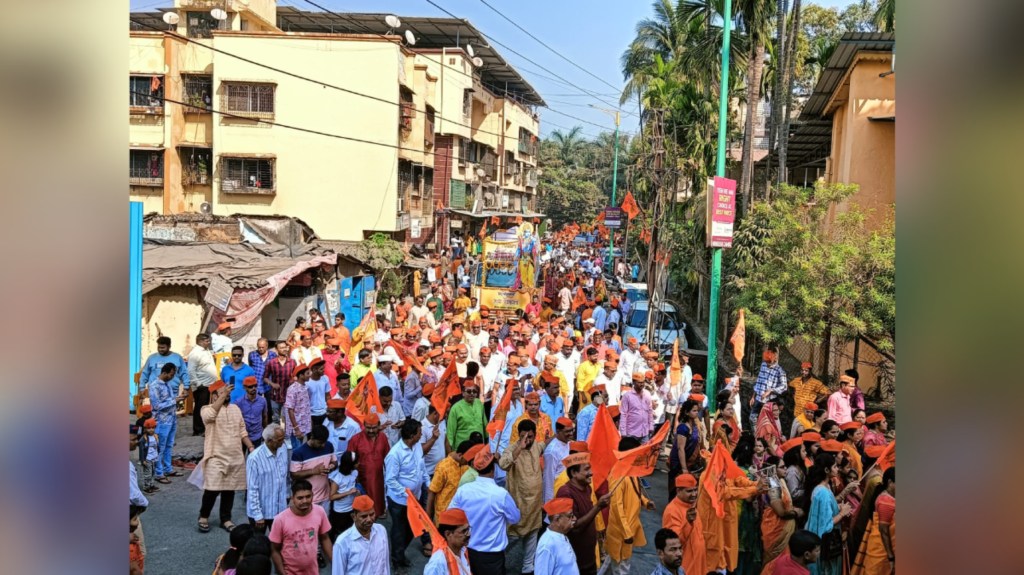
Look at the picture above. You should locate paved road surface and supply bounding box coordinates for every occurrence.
[134,414,672,575]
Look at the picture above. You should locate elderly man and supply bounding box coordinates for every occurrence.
[499,418,546,575]
[332,495,389,575]
[196,380,253,533]
[555,452,612,575]
[384,418,429,568]
[246,423,289,534]
[291,330,323,366]
[619,373,654,442]
[187,332,219,436]
[535,498,579,575]
[373,354,401,395]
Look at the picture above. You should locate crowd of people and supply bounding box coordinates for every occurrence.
[130,236,894,575]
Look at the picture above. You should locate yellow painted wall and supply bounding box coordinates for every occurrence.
[827,56,895,231]
[142,285,205,359]
[418,51,473,139]
[208,34,401,239]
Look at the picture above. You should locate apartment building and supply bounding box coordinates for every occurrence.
[129,2,543,247]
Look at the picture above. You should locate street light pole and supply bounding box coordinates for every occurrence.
[706,0,733,412]
[590,105,621,270]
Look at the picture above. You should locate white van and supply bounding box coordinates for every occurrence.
[622,300,684,357]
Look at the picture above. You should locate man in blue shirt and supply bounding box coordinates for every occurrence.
[221,346,256,403]
[373,355,400,395]
[383,418,428,568]
[448,445,521,575]
[148,363,183,484]
[592,302,609,332]
[539,374,564,425]
[140,336,188,395]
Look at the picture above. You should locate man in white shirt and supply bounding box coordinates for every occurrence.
[332,495,390,575]
[419,405,447,477]
[478,347,503,407]
[187,332,219,436]
[325,399,361,457]
[534,498,579,575]
[594,359,624,406]
[555,340,580,406]
[465,320,489,362]
[291,332,323,366]
[618,337,641,380]
[409,295,436,329]
[210,321,234,354]
[378,387,406,446]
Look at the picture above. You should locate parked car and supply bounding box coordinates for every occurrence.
[623,300,683,356]
[619,282,649,304]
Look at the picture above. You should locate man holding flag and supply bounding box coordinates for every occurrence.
[697,441,770,573]
[423,509,472,575]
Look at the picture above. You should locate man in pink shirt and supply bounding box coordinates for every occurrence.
[269,479,332,575]
[619,372,654,441]
[826,375,855,424]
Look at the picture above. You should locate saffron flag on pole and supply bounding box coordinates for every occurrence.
[391,342,426,376]
[406,488,462,575]
[587,405,621,489]
[432,361,460,419]
[349,310,376,364]
[571,287,588,312]
[730,309,746,365]
[486,378,518,438]
[608,422,670,480]
[670,338,682,387]
[877,440,896,471]
[347,371,383,425]
[702,440,748,518]
[620,190,641,220]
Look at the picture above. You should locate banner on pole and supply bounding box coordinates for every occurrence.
[706,176,737,248]
[604,207,624,229]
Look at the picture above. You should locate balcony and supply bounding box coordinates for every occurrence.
[129,149,164,187]
[220,156,275,194]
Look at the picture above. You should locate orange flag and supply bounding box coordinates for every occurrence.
[609,422,670,480]
[640,227,652,244]
[587,405,621,489]
[571,287,587,312]
[730,309,746,365]
[877,440,896,471]
[595,210,605,222]
[347,371,383,425]
[479,224,487,239]
[621,190,641,220]
[432,362,460,419]
[486,378,518,438]
[406,488,462,574]
[670,338,682,387]
[391,343,426,376]
[702,440,748,518]
[491,216,500,225]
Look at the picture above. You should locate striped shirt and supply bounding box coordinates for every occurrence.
[264,357,296,404]
[248,350,277,393]
[246,443,289,521]
[753,361,788,403]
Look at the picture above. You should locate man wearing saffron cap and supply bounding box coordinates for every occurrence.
[605,438,655,575]
[535,498,580,575]
[752,348,788,425]
[575,385,606,442]
[499,418,545,574]
[555,452,611,575]
[196,380,253,533]
[332,494,389,574]
[325,399,360,458]
[346,412,390,518]
[543,417,575,503]
[424,508,473,575]
[789,362,829,425]
[662,473,705,575]
[827,375,856,424]
[510,391,553,444]
[448,445,521,575]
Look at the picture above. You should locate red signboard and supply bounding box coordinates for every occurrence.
[707,176,737,248]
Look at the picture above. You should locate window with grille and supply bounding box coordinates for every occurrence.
[129,149,164,186]
[422,170,434,217]
[182,74,212,111]
[180,146,212,185]
[220,157,275,193]
[186,11,218,38]
[462,90,472,118]
[129,75,163,112]
[518,127,537,156]
[223,82,275,118]
[399,87,415,130]
[424,108,435,148]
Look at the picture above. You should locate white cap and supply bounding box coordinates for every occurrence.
[377,353,403,366]
[584,318,596,324]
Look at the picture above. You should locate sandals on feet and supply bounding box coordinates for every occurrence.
[197,518,211,533]
[221,521,236,532]
[155,477,172,484]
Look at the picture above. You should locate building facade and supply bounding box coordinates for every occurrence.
[130,1,542,246]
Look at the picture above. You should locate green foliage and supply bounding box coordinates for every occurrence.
[376,268,406,306]
[725,182,895,351]
[357,233,405,270]
[538,127,632,229]
[795,1,882,95]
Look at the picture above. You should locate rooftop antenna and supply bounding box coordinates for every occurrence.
[404,30,417,46]
[161,12,179,30]
[384,14,401,35]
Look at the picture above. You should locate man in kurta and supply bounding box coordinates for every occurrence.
[345,412,390,518]
[662,474,706,575]
[499,418,546,574]
[697,461,768,572]
[510,391,553,445]
[446,380,486,451]
[555,452,611,575]
[605,441,655,575]
[195,380,253,533]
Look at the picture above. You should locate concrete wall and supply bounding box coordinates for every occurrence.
[142,285,205,359]
[827,56,895,231]
[418,50,473,140]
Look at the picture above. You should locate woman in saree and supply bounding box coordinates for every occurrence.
[761,450,804,564]
[851,467,895,575]
[781,437,808,510]
[840,422,865,477]
[712,390,741,453]
[848,445,886,559]
[668,399,703,499]
[804,452,853,575]
[755,398,785,456]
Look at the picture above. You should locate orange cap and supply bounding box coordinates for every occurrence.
[543,498,574,516]
[675,474,697,488]
[781,437,804,453]
[562,452,590,468]
[438,508,469,526]
[569,441,589,453]
[865,413,885,424]
[352,495,375,512]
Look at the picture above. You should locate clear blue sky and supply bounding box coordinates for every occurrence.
[130,0,860,140]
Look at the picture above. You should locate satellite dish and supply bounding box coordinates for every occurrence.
[385,15,401,29]
[475,167,486,178]
[162,12,180,26]
[200,202,212,214]
[472,57,484,68]
[466,44,475,57]
[404,30,416,46]
[210,8,227,21]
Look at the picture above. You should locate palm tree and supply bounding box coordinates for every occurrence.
[619,0,690,105]
[549,127,588,171]
[777,0,803,191]
[874,0,895,32]
[735,0,774,213]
